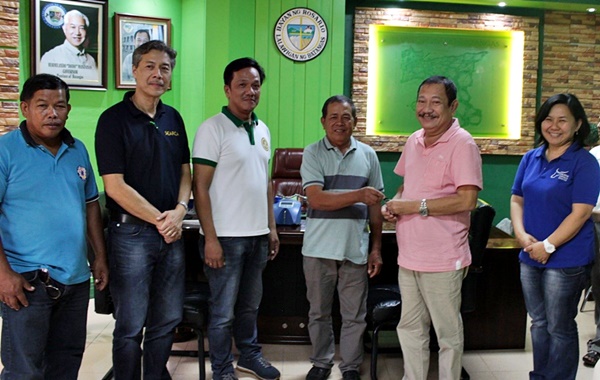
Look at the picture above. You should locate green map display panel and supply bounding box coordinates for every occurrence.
[367,25,523,138]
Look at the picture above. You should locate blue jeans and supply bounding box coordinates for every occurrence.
[520,263,590,380]
[198,235,268,377]
[108,222,185,380]
[1,270,89,380]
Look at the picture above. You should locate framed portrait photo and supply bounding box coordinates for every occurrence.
[114,13,172,89]
[31,0,108,90]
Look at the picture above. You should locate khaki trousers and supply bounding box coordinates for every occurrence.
[397,266,465,380]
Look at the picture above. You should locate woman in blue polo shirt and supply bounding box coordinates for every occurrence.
[510,93,600,380]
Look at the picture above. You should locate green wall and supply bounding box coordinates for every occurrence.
[18,0,346,183]
[198,0,347,148]
[17,0,520,223]
[19,0,186,190]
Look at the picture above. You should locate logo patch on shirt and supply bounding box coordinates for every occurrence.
[550,168,569,182]
[77,166,87,181]
[261,137,269,152]
[165,131,179,136]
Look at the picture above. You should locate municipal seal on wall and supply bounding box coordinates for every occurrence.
[274,8,328,62]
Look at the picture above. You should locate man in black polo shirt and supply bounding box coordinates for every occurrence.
[95,40,192,379]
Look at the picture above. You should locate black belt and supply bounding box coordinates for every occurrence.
[110,213,151,226]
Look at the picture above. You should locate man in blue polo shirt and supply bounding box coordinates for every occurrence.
[0,73,108,379]
[95,40,192,379]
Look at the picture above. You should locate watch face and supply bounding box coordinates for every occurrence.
[543,240,555,253]
[419,200,428,216]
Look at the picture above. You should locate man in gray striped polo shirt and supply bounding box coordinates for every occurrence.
[301,95,385,380]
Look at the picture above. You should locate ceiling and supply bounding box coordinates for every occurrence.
[385,0,599,13]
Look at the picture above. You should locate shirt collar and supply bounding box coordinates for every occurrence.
[534,141,583,161]
[222,106,259,145]
[322,135,357,154]
[62,40,87,57]
[221,106,258,128]
[416,117,460,147]
[18,120,74,147]
[123,91,165,119]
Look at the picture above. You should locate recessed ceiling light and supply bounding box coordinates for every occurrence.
[498,2,507,7]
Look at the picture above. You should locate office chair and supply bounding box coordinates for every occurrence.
[365,200,496,380]
[95,283,210,380]
[169,281,211,380]
[90,195,210,380]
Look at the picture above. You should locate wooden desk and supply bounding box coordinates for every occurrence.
[259,225,526,350]
[184,222,527,350]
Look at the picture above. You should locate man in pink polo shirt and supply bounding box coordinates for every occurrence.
[382,76,483,380]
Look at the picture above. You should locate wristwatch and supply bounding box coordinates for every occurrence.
[542,238,556,254]
[177,201,189,212]
[419,199,429,217]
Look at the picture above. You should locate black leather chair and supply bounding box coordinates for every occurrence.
[365,284,401,380]
[169,281,211,380]
[365,200,496,380]
[95,284,210,380]
[90,195,211,380]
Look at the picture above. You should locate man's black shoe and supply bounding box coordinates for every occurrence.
[306,366,331,380]
[342,370,360,380]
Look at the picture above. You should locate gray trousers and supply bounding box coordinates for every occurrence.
[303,256,368,373]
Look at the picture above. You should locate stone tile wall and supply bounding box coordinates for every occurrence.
[0,1,19,133]
[542,12,600,124]
[352,7,600,155]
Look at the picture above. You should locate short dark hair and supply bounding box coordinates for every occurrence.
[534,93,590,148]
[134,29,150,40]
[132,40,177,69]
[321,95,356,120]
[223,57,266,86]
[417,76,457,106]
[20,74,70,103]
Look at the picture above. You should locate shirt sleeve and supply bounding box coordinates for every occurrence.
[192,119,221,166]
[174,111,190,165]
[367,148,385,192]
[0,141,8,203]
[572,152,600,206]
[394,136,410,178]
[301,144,324,189]
[511,151,531,197]
[79,141,99,202]
[95,109,125,176]
[449,135,483,190]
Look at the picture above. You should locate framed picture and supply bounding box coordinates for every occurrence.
[31,0,107,90]
[114,13,172,89]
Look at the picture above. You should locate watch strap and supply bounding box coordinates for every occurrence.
[177,201,189,212]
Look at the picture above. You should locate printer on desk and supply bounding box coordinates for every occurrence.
[274,198,302,226]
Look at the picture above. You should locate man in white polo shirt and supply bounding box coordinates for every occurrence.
[192,57,280,380]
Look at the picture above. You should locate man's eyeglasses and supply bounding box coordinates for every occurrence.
[39,269,62,300]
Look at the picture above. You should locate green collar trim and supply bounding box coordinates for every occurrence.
[222,106,258,145]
